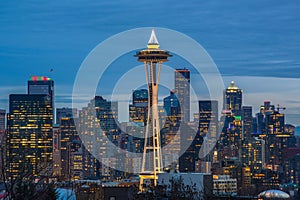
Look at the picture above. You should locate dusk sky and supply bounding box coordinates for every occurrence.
[1,1,300,126]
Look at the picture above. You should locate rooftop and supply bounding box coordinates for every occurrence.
[258,190,290,199]
[227,80,239,90]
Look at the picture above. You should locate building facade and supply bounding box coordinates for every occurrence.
[175,68,190,123]
[129,89,148,126]
[7,94,53,179]
[223,81,242,117]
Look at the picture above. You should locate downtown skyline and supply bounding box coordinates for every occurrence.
[1,8,300,197]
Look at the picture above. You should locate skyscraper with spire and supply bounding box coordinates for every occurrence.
[135,29,171,190]
[223,81,242,116]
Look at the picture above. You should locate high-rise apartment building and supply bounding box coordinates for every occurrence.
[77,96,120,180]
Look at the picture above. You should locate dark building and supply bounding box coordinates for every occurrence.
[223,81,242,116]
[218,81,243,163]
[250,100,294,190]
[175,68,190,123]
[218,110,242,160]
[197,100,218,165]
[103,186,134,200]
[54,107,79,180]
[52,124,61,177]
[56,107,78,124]
[241,106,253,140]
[0,109,6,181]
[254,112,264,135]
[60,117,80,180]
[282,148,300,186]
[162,91,181,168]
[7,94,53,179]
[163,90,180,126]
[163,91,180,117]
[179,123,203,172]
[129,89,148,125]
[28,76,54,108]
[0,109,5,133]
[95,96,119,132]
[254,101,287,168]
[242,137,265,174]
[0,109,5,162]
[198,100,218,139]
[241,106,255,169]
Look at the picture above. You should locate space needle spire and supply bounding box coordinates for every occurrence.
[135,29,172,191]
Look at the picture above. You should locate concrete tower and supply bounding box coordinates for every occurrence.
[135,29,172,189]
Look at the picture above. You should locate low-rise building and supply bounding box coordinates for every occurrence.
[213,175,237,196]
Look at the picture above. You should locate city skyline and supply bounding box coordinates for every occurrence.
[2,73,300,130]
[0,1,300,127]
[2,26,300,198]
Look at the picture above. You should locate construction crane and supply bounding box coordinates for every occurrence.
[276,104,286,113]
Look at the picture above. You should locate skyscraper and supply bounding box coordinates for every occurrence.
[175,68,190,122]
[241,106,253,140]
[77,98,102,180]
[0,109,5,133]
[162,91,180,168]
[223,81,242,116]
[95,96,119,137]
[218,110,242,160]
[60,117,79,181]
[264,105,285,167]
[52,124,61,177]
[7,94,53,179]
[253,101,291,171]
[0,109,5,181]
[129,89,148,125]
[198,100,218,139]
[242,137,265,173]
[198,100,218,166]
[77,96,120,180]
[179,123,203,172]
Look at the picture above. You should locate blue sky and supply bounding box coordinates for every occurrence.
[0,0,300,126]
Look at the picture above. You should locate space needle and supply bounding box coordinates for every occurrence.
[135,29,172,190]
